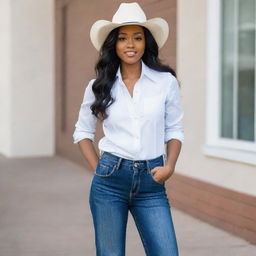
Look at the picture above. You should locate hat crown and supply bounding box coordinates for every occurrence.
[112,2,147,24]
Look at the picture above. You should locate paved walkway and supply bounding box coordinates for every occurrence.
[0,155,255,256]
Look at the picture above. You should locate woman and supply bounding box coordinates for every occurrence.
[73,2,184,256]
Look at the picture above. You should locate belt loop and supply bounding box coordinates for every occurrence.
[99,150,104,158]
[116,156,122,170]
[146,160,150,174]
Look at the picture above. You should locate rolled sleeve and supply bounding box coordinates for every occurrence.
[73,79,97,144]
[164,76,185,144]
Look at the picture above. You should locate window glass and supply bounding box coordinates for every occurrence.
[238,0,255,141]
[221,0,235,138]
[221,0,255,141]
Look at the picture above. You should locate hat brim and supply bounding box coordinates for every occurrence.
[90,18,169,51]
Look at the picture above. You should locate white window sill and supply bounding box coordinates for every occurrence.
[202,144,256,166]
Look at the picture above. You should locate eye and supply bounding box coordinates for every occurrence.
[135,37,143,41]
[118,37,126,41]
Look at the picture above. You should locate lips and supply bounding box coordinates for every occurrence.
[125,51,136,57]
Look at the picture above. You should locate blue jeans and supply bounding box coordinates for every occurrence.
[89,151,179,256]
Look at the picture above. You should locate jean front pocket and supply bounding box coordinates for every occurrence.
[148,161,165,185]
[94,159,118,177]
[150,172,165,185]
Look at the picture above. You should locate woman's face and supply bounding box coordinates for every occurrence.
[116,25,145,65]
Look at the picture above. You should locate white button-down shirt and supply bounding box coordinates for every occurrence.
[73,60,184,160]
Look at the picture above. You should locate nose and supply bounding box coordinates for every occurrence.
[127,37,134,48]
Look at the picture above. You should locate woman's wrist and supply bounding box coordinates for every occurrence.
[165,163,175,175]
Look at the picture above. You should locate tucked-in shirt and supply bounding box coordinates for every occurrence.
[73,60,184,160]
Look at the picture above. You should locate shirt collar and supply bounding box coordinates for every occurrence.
[116,60,158,83]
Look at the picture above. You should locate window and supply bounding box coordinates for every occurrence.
[204,0,256,165]
[221,0,255,141]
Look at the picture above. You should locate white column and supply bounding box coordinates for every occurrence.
[0,0,55,157]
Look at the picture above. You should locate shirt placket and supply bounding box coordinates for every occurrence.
[120,79,142,155]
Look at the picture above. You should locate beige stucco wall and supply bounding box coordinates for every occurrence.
[176,0,256,196]
[0,0,11,154]
[0,0,55,157]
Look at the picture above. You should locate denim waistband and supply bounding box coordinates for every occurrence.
[100,151,166,170]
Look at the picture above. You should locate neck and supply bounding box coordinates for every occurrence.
[120,61,142,80]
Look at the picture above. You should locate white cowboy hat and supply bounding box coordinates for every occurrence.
[90,2,169,51]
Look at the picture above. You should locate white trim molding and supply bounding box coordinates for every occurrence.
[204,0,256,166]
[203,144,256,166]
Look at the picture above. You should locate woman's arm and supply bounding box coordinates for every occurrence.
[78,138,99,172]
[73,79,99,171]
[165,139,182,176]
[151,138,182,183]
[164,75,184,174]
[151,76,184,183]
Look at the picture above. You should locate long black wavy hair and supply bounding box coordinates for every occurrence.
[91,26,177,121]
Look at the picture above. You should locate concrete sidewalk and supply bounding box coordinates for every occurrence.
[0,155,255,256]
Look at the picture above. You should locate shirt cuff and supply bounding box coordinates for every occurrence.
[73,131,95,144]
[165,131,185,144]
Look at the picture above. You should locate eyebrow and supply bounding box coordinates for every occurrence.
[118,32,143,35]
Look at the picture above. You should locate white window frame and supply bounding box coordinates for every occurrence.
[203,0,256,166]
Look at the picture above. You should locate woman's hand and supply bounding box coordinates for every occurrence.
[150,165,175,184]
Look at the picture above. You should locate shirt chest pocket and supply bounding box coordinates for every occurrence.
[143,95,164,119]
